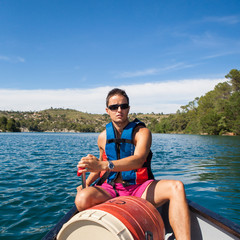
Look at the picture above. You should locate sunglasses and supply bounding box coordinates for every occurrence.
[108,103,129,111]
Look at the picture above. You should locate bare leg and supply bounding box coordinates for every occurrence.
[75,186,112,211]
[141,180,190,240]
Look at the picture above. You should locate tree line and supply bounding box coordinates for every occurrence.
[0,109,109,133]
[148,69,240,135]
[0,116,21,132]
[0,69,239,135]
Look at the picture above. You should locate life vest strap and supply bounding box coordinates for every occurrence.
[107,138,133,144]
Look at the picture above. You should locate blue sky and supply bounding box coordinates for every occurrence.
[0,0,239,113]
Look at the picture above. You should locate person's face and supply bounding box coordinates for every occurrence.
[106,94,130,123]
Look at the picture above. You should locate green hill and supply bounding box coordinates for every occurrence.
[0,108,165,133]
[1,69,239,135]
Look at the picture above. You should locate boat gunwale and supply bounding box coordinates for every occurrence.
[42,205,78,240]
[42,199,240,240]
[187,199,240,239]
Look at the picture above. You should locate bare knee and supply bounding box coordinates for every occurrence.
[75,190,93,212]
[75,186,111,212]
[170,180,186,198]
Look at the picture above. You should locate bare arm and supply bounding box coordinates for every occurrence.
[109,126,152,171]
[76,131,106,187]
[78,127,152,173]
[85,172,100,187]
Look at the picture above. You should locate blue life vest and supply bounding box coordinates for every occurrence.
[105,119,154,185]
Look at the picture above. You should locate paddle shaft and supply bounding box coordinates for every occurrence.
[82,172,86,189]
[77,167,86,189]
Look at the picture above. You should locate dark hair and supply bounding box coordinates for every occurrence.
[106,88,129,107]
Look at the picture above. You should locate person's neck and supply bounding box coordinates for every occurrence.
[112,119,129,138]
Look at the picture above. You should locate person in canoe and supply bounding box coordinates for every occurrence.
[75,88,190,240]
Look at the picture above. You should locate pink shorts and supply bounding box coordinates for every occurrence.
[97,180,154,198]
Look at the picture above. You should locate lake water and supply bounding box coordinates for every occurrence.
[0,133,239,239]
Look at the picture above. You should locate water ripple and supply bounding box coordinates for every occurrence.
[0,133,239,239]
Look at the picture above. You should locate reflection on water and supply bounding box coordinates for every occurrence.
[152,134,240,224]
[0,133,239,239]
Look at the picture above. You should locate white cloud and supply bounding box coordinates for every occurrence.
[115,63,192,78]
[202,52,234,60]
[0,55,25,63]
[0,56,10,61]
[116,68,159,78]
[202,16,240,25]
[0,78,224,114]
